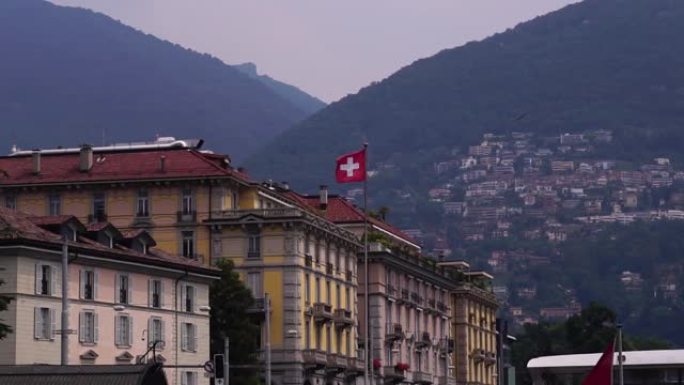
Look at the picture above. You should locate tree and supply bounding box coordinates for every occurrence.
[0,275,12,339]
[210,260,260,385]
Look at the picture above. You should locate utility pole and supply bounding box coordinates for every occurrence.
[265,293,271,385]
[60,238,69,365]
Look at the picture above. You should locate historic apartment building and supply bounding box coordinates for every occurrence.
[206,183,364,385]
[0,208,218,385]
[0,138,249,265]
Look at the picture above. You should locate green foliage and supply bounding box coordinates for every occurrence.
[511,303,671,385]
[0,0,312,162]
[0,277,12,340]
[210,259,261,385]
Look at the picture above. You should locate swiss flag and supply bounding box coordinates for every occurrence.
[336,148,366,183]
[580,341,614,385]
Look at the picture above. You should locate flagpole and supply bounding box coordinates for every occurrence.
[362,142,371,385]
[618,323,624,385]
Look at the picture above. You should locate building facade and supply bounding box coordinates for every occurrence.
[0,209,218,385]
[207,184,364,385]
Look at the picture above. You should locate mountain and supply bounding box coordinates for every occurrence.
[0,0,313,162]
[233,63,326,115]
[246,0,684,188]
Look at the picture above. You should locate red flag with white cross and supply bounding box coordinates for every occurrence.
[335,148,366,183]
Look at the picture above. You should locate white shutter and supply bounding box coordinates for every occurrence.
[94,313,99,343]
[128,317,133,346]
[34,264,41,294]
[115,315,121,346]
[159,281,164,308]
[147,317,153,347]
[192,324,198,352]
[79,270,84,299]
[93,270,99,300]
[49,308,56,340]
[181,323,187,351]
[115,274,120,303]
[79,312,85,343]
[148,280,152,307]
[180,284,186,311]
[34,307,41,339]
[50,266,56,296]
[160,320,165,343]
[180,372,188,385]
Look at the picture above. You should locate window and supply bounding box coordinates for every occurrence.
[4,194,16,210]
[326,281,331,304]
[149,279,162,308]
[305,234,311,255]
[182,188,193,214]
[116,274,130,304]
[148,317,164,347]
[181,371,197,385]
[336,328,342,354]
[181,231,195,258]
[183,285,195,312]
[345,287,350,310]
[136,189,149,217]
[181,323,197,352]
[35,264,54,295]
[34,307,54,340]
[48,193,61,216]
[115,314,133,347]
[336,284,341,309]
[92,192,106,221]
[315,325,321,349]
[81,270,96,300]
[335,247,340,272]
[315,277,320,302]
[326,324,332,353]
[231,191,238,209]
[305,274,311,305]
[79,310,98,344]
[314,239,320,263]
[305,320,310,349]
[247,272,262,298]
[247,230,261,259]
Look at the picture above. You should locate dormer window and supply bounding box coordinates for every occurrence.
[104,230,114,248]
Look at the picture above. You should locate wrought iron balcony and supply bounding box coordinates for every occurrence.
[313,302,333,323]
[334,309,354,328]
[212,208,304,220]
[385,323,404,342]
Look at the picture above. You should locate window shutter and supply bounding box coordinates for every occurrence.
[180,372,187,385]
[181,323,187,351]
[34,307,41,339]
[128,317,133,346]
[180,284,186,311]
[160,320,165,343]
[34,264,41,294]
[159,281,164,308]
[93,271,99,300]
[192,324,198,352]
[115,315,121,346]
[147,317,153,347]
[115,275,120,303]
[148,280,152,307]
[79,311,85,343]
[94,313,99,343]
[49,308,56,340]
[50,266,56,296]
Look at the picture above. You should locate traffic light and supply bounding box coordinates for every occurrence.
[214,354,225,384]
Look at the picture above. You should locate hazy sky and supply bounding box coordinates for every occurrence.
[50,0,578,102]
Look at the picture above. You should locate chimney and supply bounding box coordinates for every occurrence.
[79,144,93,172]
[160,155,166,172]
[319,185,328,210]
[31,150,41,175]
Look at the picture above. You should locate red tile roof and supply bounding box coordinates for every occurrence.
[0,208,217,275]
[0,149,249,186]
[286,193,417,246]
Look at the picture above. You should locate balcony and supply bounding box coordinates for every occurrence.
[313,303,333,323]
[415,332,431,349]
[414,371,433,384]
[346,357,364,375]
[439,338,455,354]
[471,349,486,363]
[438,376,456,385]
[303,349,327,369]
[176,210,197,224]
[346,270,353,282]
[212,208,304,220]
[327,354,348,372]
[326,263,334,275]
[428,299,436,308]
[334,309,354,328]
[385,323,403,342]
[305,254,313,267]
[247,297,266,317]
[387,284,396,297]
[437,302,447,312]
[383,366,406,382]
[485,352,497,365]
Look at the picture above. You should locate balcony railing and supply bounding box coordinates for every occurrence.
[176,210,197,224]
[313,302,333,323]
[247,297,266,316]
[334,309,354,328]
[302,349,327,368]
[385,323,403,342]
[212,208,304,219]
[346,357,364,374]
[413,371,433,384]
[327,354,348,371]
[383,366,406,380]
[438,376,456,385]
[415,332,431,349]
